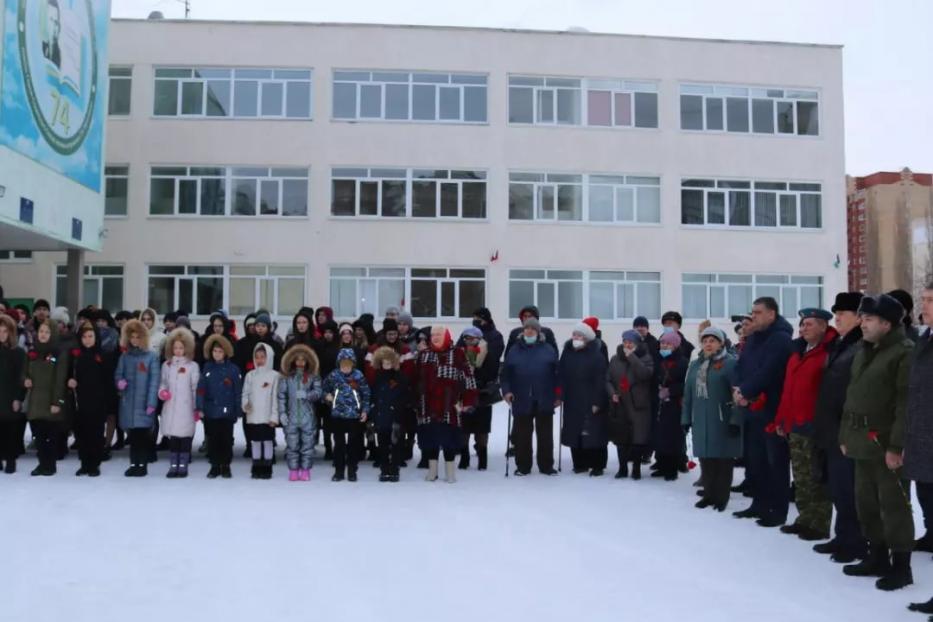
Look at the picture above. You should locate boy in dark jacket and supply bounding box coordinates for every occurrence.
[197,335,242,479]
[0,314,26,474]
[370,347,410,482]
[69,324,118,476]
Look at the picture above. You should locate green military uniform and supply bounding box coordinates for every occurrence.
[839,326,914,553]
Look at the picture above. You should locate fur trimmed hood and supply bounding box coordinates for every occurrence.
[0,313,18,348]
[120,319,150,351]
[163,327,196,361]
[372,346,400,370]
[203,334,234,360]
[281,343,319,376]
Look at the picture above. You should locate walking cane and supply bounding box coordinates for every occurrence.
[505,405,512,478]
[557,403,563,472]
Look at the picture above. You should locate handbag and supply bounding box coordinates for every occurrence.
[478,381,502,407]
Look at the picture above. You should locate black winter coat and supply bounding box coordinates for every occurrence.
[71,345,119,420]
[813,328,861,450]
[234,335,281,374]
[370,369,411,433]
[905,329,933,482]
[558,340,608,449]
[0,345,26,421]
[655,349,689,455]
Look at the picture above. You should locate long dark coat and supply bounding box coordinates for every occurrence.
[558,340,608,449]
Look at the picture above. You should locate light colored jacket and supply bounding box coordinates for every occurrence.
[241,343,279,425]
[159,356,200,438]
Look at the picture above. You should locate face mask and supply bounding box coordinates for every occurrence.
[523,335,537,345]
[472,319,484,329]
[660,349,673,358]
[572,338,585,350]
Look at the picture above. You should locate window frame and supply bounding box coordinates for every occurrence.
[54,264,125,310]
[0,250,34,263]
[508,269,662,321]
[681,272,823,320]
[680,178,822,231]
[108,66,132,116]
[679,83,821,137]
[104,165,130,218]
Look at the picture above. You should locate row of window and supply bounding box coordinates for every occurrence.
[49,264,823,322]
[104,166,824,229]
[108,66,821,136]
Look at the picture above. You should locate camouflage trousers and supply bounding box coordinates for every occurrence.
[789,432,832,536]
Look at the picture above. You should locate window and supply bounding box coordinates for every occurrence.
[510,172,660,224]
[228,266,305,317]
[108,66,132,116]
[0,250,33,263]
[153,68,312,119]
[148,265,224,316]
[332,168,486,219]
[105,166,129,216]
[55,265,124,311]
[682,273,822,319]
[332,70,487,123]
[680,84,819,136]
[509,270,661,320]
[681,179,821,229]
[150,166,308,217]
[329,267,485,320]
[510,76,658,128]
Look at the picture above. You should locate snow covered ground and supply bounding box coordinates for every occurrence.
[1,403,928,622]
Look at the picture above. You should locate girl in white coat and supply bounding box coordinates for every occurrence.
[241,342,279,479]
[158,328,200,478]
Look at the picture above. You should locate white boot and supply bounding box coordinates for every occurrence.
[425,460,439,482]
[445,461,456,484]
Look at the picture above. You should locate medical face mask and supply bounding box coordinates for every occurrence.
[572,338,585,350]
[660,349,673,358]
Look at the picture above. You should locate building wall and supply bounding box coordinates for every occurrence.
[0,20,847,339]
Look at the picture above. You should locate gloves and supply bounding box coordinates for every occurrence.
[728,424,741,438]
[146,407,156,415]
[158,389,171,401]
[117,379,128,391]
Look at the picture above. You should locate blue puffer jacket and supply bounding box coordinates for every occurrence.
[115,347,160,430]
[197,360,243,421]
[323,368,371,420]
[736,315,794,418]
[501,337,559,416]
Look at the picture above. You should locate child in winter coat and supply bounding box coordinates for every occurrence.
[242,342,280,479]
[158,328,200,478]
[25,319,69,476]
[0,314,26,475]
[370,346,410,482]
[276,344,322,481]
[69,324,118,477]
[197,335,242,479]
[115,319,160,477]
[323,348,370,482]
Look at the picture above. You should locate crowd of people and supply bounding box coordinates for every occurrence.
[0,284,931,615]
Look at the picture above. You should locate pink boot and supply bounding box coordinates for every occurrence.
[300,469,311,481]
[289,469,299,482]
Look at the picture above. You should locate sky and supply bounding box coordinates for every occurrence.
[110,0,933,176]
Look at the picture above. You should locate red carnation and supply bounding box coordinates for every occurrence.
[28,351,38,360]
[178,367,186,374]
[619,376,631,393]
[223,377,232,386]
[349,381,359,390]
[262,382,270,389]
[687,460,697,470]
[70,348,81,358]
[138,362,147,373]
[764,421,778,435]
[867,430,879,443]
[94,354,103,364]
[197,388,206,396]
[749,394,768,412]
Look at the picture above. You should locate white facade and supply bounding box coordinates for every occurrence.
[0,19,846,340]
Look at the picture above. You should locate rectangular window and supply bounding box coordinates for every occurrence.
[331,168,486,219]
[682,273,822,319]
[104,166,129,216]
[153,67,312,119]
[510,76,658,129]
[511,172,661,224]
[329,267,484,320]
[0,250,33,263]
[680,179,822,230]
[509,270,661,320]
[228,265,306,317]
[150,166,308,217]
[56,265,124,311]
[108,66,132,116]
[332,70,487,123]
[680,83,819,136]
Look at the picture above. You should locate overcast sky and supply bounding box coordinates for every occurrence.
[111,0,932,176]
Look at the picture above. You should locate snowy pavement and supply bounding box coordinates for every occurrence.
[1,404,928,622]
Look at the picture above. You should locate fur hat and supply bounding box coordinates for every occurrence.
[858,294,905,326]
[120,319,150,350]
[700,326,727,343]
[203,334,234,360]
[50,306,70,325]
[337,348,357,365]
[0,313,18,348]
[621,329,642,344]
[572,322,596,342]
[372,346,400,370]
[164,327,196,360]
[281,343,319,376]
[831,292,864,314]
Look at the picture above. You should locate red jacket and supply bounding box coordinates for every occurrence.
[414,346,477,427]
[773,327,839,433]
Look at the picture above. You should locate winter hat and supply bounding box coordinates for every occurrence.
[255,312,272,328]
[886,289,915,326]
[633,316,649,329]
[384,306,401,317]
[398,310,414,326]
[661,311,683,326]
[582,316,600,333]
[473,307,493,324]
[337,348,357,364]
[522,316,541,332]
[621,329,642,344]
[320,320,339,336]
[175,316,192,330]
[338,322,354,336]
[382,318,399,333]
[659,330,683,350]
[50,306,70,325]
[461,327,483,340]
[831,292,864,313]
[32,298,51,312]
[519,305,541,321]
[244,313,257,328]
[858,294,905,326]
[572,321,596,342]
[700,326,727,343]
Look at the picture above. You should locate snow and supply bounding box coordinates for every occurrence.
[1,403,927,622]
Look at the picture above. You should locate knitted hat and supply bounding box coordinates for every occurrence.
[338,322,354,335]
[32,298,50,312]
[831,292,864,314]
[572,321,596,342]
[398,310,414,326]
[522,316,541,332]
[461,327,483,340]
[633,316,649,329]
[382,318,399,333]
[858,294,905,326]
[384,306,401,317]
[621,329,642,344]
[582,316,600,333]
[659,330,683,349]
[700,326,726,343]
[337,348,357,364]
[255,312,272,328]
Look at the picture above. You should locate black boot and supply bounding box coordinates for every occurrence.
[843,543,891,577]
[875,552,912,591]
[458,448,470,470]
[4,458,16,474]
[614,447,628,479]
[207,465,221,479]
[476,445,488,471]
[813,539,839,555]
[907,597,933,614]
[417,454,429,469]
[915,533,933,553]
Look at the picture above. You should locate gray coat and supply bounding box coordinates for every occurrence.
[605,345,654,446]
[682,353,743,459]
[905,329,933,483]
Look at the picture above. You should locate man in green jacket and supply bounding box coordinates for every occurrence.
[839,294,914,591]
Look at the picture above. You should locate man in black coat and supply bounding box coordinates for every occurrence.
[505,305,557,356]
[812,292,867,563]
